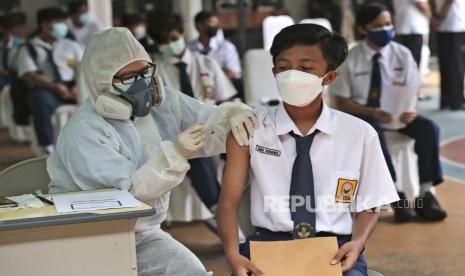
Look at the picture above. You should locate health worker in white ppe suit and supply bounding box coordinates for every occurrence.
[47,28,257,276]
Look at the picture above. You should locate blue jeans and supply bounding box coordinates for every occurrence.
[239,228,368,276]
[27,88,63,146]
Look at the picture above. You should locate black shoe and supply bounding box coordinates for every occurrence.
[392,192,416,223]
[415,192,447,221]
[418,93,432,101]
[450,105,465,111]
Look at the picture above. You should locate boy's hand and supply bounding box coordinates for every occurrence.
[54,83,72,100]
[228,253,265,276]
[400,111,417,124]
[330,240,364,272]
[371,108,392,123]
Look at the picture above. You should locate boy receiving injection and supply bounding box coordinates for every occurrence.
[217,24,399,276]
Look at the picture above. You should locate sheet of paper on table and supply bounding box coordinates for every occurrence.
[380,84,418,130]
[250,236,342,276]
[52,190,141,213]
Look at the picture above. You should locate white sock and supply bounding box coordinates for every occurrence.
[420,181,435,196]
[40,145,54,156]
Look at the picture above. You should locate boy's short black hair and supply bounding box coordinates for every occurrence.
[1,12,26,31]
[147,12,184,43]
[121,13,144,28]
[37,7,67,26]
[355,3,388,28]
[67,0,87,15]
[194,11,215,25]
[270,24,348,72]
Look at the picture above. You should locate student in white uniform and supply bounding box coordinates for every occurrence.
[17,7,83,154]
[328,3,447,223]
[0,14,24,88]
[67,0,103,48]
[430,0,465,110]
[0,13,29,127]
[147,12,238,218]
[189,11,243,99]
[0,13,27,73]
[148,12,237,104]
[217,24,399,276]
[121,13,157,55]
[393,0,431,67]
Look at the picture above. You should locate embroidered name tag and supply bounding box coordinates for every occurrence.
[255,145,281,157]
[354,71,370,77]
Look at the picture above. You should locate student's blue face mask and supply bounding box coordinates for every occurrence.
[159,37,186,57]
[79,13,92,25]
[367,25,395,48]
[51,23,68,40]
[12,36,25,48]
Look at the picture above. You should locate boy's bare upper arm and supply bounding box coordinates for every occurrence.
[219,132,250,209]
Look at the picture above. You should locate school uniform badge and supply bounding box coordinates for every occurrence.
[65,58,76,69]
[335,178,358,203]
[295,222,314,239]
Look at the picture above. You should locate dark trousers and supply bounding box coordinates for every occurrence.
[357,115,443,186]
[396,34,423,67]
[231,78,244,101]
[188,158,220,209]
[27,88,63,146]
[239,228,368,276]
[436,32,465,109]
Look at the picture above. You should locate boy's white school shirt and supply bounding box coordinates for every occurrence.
[248,101,399,235]
[154,48,237,102]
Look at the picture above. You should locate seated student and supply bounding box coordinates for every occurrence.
[189,11,244,99]
[327,3,447,222]
[67,0,103,48]
[17,7,83,154]
[0,13,26,88]
[121,13,157,54]
[0,12,29,127]
[148,12,237,104]
[217,24,399,276]
[147,12,238,221]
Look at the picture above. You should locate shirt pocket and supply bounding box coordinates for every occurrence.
[331,170,360,204]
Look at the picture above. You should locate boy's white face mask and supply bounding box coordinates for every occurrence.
[275,69,326,107]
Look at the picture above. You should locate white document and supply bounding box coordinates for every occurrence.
[52,190,141,213]
[380,84,418,130]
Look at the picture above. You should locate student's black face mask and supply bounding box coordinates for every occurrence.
[205,26,218,38]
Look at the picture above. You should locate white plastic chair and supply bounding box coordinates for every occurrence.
[167,177,213,223]
[30,104,77,156]
[52,104,77,140]
[0,156,50,196]
[243,49,281,107]
[300,18,333,31]
[262,15,294,50]
[385,131,420,197]
[0,85,13,129]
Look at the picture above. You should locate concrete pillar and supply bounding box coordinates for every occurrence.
[20,0,60,33]
[88,0,112,28]
[283,0,307,23]
[178,0,202,42]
